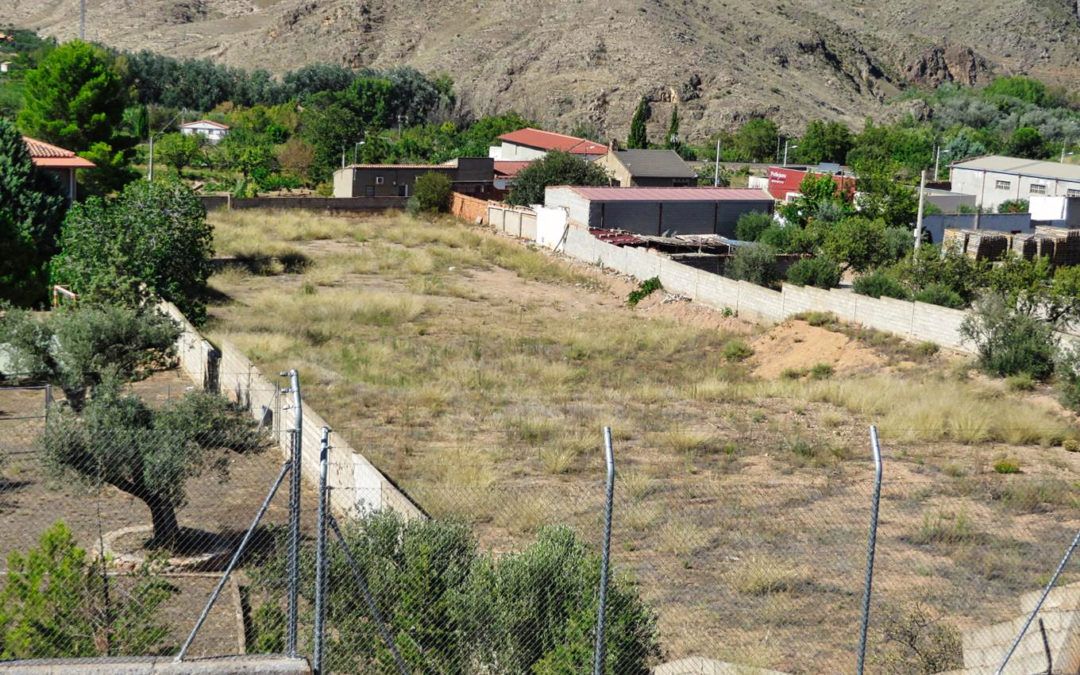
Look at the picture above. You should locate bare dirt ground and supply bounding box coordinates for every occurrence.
[0,370,317,658]
[200,210,1080,672]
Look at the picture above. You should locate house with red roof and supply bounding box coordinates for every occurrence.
[489,128,609,162]
[23,136,96,200]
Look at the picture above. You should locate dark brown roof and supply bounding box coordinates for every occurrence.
[610,149,696,179]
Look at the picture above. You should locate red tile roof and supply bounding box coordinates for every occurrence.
[559,186,773,202]
[494,161,532,177]
[22,136,96,169]
[497,128,609,155]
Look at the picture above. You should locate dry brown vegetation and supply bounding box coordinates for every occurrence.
[205,209,1080,673]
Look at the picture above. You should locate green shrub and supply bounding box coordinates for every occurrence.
[1055,345,1080,412]
[993,459,1021,474]
[250,602,285,653]
[627,277,662,306]
[414,172,453,213]
[734,211,774,242]
[853,270,909,300]
[722,339,754,362]
[913,283,965,309]
[726,243,779,287]
[786,256,841,289]
[809,363,834,380]
[1005,373,1036,392]
[960,293,1056,380]
[0,522,176,658]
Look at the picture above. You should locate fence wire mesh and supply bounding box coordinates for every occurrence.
[1,374,1079,674]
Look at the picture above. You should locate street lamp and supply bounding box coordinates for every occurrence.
[782,140,798,167]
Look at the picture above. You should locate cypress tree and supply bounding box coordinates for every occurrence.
[665,106,681,150]
[627,97,650,149]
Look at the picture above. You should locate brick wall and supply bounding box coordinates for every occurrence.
[450,192,490,224]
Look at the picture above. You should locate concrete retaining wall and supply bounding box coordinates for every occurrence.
[200,196,407,211]
[557,227,976,351]
[488,203,538,239]
[159,303,423,520]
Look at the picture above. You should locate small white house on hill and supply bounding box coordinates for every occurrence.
[179,120,230,144]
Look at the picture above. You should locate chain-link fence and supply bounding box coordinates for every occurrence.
[2,374,1078,673]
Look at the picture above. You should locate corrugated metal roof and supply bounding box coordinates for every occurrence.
[22,136,96,168]
[952,155,1080,181]
[611,149,696,178]
[497,128,608,155]
[562,186,773,202]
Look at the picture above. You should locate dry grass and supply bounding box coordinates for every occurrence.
[204,209,1080,673]
[755,375,1077,447]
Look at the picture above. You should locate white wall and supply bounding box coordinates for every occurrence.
[535,206,570,251]
[951,167,1080,210]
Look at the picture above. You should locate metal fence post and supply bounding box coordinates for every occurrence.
[313,427,330,674]
[176,461,291,662]
[996,528,1080,674]
[857,426,883,675]
[282,370,303,658]
[593,427,616,675]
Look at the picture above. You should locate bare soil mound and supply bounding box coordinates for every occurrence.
[750,319,885,379]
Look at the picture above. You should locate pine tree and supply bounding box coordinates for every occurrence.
[665,106,681,151]
[627,97,650,149]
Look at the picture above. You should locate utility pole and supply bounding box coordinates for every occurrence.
[147,133,154,182]
[713,138,721,187]
[914,170,927,250]
[934,145,941,182]
[79,0,86,40]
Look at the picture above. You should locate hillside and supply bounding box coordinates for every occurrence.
[10,0,1080,139]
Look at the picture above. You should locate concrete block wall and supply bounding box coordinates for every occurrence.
[159,302,424,521]
[558,227,977,351]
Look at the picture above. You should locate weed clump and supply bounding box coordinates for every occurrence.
[628,277,662,306]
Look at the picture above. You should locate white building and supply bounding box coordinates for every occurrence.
[179,120,230,144]
[949,155,1080,210]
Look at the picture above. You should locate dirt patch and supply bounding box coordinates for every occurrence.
[750,319,887,379]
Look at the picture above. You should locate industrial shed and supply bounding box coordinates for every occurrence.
[544,186,774,237]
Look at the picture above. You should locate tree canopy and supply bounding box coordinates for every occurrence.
[17,41,129,153]
[51,180,214,323]
[0,118,67,307]
[507,150,611,205]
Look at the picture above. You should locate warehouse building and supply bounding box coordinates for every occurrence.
[544,186,774,236]
[334,158,494,197]
[950,156,1080,210]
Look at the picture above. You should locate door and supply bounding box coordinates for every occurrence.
[398,184,409,197]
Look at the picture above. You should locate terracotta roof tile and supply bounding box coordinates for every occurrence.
[22,136,96,169]
[497,128,608,155]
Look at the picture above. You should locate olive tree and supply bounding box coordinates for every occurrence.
[40,382,261,550]
[0,304,179,410]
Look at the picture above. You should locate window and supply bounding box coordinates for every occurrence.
[375,176,384,185]
[1029,184,1047,195]
[995,180,1011,190]
[1068,189,1080,198]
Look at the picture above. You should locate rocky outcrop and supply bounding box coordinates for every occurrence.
[905,44,991,87]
